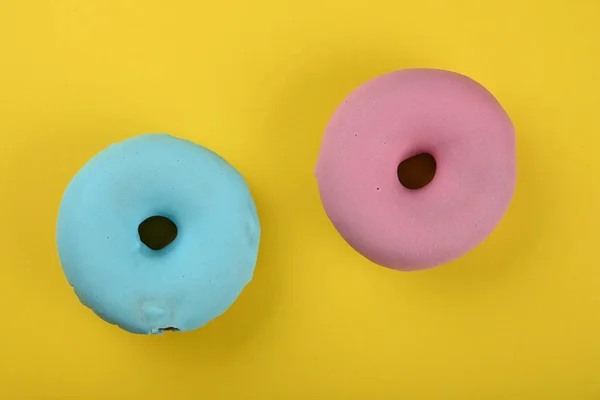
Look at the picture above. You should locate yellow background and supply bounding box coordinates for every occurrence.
[0,0,598,398]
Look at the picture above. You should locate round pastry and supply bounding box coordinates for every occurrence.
[57,134,260,334]
[315,69,516,271]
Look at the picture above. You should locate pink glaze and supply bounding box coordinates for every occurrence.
[315,69,516,271]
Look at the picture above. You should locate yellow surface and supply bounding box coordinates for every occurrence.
[0,0,598,398]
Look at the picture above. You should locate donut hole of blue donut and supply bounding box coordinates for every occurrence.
[138,215,178,251]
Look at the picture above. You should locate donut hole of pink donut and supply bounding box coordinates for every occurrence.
[397,152,437,190]
[315,69,516,271]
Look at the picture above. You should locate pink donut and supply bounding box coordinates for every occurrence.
[315,69,516,271]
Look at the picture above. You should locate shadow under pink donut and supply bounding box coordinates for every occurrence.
[315,69,516,271]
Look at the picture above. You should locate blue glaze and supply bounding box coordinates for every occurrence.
[57,134,260,334]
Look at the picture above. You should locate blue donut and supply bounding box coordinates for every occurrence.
[56,134,260,334]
